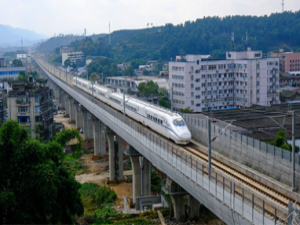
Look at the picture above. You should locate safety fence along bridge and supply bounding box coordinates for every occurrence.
[34,56,300,225]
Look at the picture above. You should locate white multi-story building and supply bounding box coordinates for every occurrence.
[62,51,84,66]
[169,50,280,112]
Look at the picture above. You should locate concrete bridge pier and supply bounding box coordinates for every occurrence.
[116,136,125,180]
[162,178,187,221]
[89,115,101,156]
[79,106,91,141]
[106,127,117,180]
[70,99,76,122]
[126,147,151,203]
[65,95,71,115]
[99,122,106,157]
[87,113,94,141]
[75,104,83,129]
[188,195,200,219]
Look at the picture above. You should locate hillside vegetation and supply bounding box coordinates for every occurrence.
[36,33,107,53]
[37,11,300,61]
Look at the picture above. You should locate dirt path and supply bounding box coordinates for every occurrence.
[54,113,83,145]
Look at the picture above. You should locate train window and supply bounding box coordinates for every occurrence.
[173,119,186,126]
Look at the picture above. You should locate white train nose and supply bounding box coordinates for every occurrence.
[181,132,191,140]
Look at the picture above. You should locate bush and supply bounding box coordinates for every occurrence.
[79,183,99,197]
[93,186,117,208]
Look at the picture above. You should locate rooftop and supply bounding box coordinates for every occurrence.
[186,103,300,141]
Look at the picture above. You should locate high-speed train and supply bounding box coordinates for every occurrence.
[72,77,191,145]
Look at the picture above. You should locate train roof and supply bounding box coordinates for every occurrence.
[124,94,178,117]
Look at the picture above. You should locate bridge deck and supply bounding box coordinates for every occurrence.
[35,57,295,225]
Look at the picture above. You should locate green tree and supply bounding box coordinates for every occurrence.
[266,130,299,152]
[12,59,23,67]
[123,66,135,76]
[89,72,100,82]
[14,71,28,83]
[64,59,71,67]
[158,87,171,108]
[279,91,284,102]
[142,69,149,75]
[179,107,194,113]
[137,80,159,95]
[154,59,164,74]
[0,120,84,224]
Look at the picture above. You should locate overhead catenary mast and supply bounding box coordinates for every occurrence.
[282,0,284,12]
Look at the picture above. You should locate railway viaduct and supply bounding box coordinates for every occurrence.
[34,56,300,225]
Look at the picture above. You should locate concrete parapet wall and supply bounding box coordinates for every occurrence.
[183,114,300,190]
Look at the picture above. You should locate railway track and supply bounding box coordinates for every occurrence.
[181,143,298,221]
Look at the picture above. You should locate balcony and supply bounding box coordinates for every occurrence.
[16,100,30,106]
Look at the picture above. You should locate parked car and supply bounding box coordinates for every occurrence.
[80,128,84,133]
[59,111,65,114]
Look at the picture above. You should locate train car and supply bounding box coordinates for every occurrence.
[72,77,191,145]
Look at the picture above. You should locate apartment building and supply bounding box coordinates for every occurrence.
[105,75,169,93]
[62,51,85,67]
[169,51,280,112]
[0,67,26,79]
[7,80,54,140]
[270,52,300,73]
[0,57,5,67]
[0,91,7,122]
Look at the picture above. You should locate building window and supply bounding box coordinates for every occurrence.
[191,84,194,89]
[257,73,260,77]
[191,101,194,105]
[18,106,29,113]
[191,92,194,97]
[35,116,40,122]
[18,116,30,123]
[257,81,260,86]
[35,107,40,112]
[191,75,194,81]
[255,53,261,57]
[35,96,40,103]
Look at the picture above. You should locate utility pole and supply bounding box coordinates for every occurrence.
[291,110,296,191]
[123,90,126,118]
[170,86,173,111]
[86,68,88,80]
[208,117,212,180]
[92,81,94,102]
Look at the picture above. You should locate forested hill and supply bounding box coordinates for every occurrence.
[38,11,300,61]
[35,33,107,53]
[111,11,300,61]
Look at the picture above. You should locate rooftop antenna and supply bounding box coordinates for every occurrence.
[231,32,235,51]
[282,0,284,12]
[109,22,111,46]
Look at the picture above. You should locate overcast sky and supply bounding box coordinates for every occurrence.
[0,0,299,37]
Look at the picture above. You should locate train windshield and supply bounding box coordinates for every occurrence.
[173,119,185,126]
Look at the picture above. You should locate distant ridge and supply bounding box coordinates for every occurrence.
[36,33,108,53]
[0,24,47,47]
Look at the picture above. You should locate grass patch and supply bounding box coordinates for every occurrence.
[80,183,118,216]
